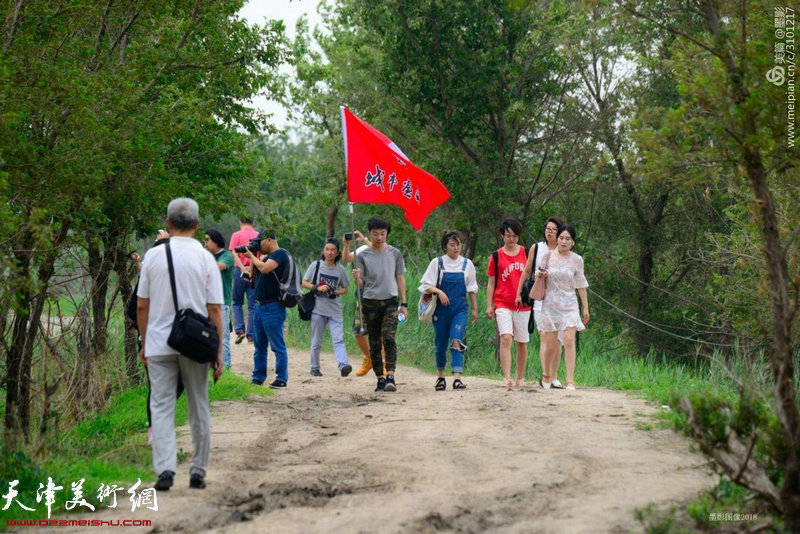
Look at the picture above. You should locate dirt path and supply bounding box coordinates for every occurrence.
[51,338,715,533]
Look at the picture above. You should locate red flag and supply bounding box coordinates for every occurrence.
[341,107,450,231]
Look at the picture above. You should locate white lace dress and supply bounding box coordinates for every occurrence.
[537,252,588,342]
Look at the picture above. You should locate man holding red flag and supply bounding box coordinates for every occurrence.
[352,217,407,393]
[341,107,449,230]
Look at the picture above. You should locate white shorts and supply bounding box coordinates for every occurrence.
[495,308,530,343]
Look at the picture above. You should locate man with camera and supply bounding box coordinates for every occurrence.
[137,198,223,491]
[229,217,259,344]
[242,229,291,388]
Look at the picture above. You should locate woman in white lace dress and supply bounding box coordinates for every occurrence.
[536,224,589,390]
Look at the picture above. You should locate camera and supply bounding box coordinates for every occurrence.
[234,238,261,254]
[344,232,354,241]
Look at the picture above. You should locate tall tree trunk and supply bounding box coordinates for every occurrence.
[326,205,338,238]
[114,250,140,383]
[745,149,800,529]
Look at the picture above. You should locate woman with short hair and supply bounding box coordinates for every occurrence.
[419,231,479,390]
[486,219,531,387]
[516,216,565,388]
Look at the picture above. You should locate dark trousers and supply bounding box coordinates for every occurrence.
[362,297,399,376]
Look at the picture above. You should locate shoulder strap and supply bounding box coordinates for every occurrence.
[313,260,321,284]
[492,250,499,279]
[461,258,468,271]
[165,243,179,312]
[436,257,444,288]
[533,243,539,268]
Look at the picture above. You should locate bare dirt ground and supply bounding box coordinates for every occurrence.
[49,337,716,534]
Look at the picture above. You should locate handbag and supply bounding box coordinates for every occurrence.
[529,250,550,301]
[164,243,220,364]
[298,261,320,321]
[418,257,443,324]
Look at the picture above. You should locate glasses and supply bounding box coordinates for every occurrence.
[545,227,558,233]
[503,234,519,240]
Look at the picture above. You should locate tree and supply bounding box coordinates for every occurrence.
[0,0,288,440]
[620,0,799,525]
[292,0,598,256]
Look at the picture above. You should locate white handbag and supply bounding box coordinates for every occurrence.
[418,258,443,324]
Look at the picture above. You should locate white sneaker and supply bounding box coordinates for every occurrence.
[551,380,563,389]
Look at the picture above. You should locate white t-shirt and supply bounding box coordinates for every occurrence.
[138,236,223,357]
[531,241,556,313]
[418,255,479,294]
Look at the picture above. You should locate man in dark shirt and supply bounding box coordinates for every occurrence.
[243,229,291,388]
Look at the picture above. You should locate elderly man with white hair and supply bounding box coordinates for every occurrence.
[137,198,223,491]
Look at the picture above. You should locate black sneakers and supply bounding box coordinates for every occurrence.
[154,470,174,491]
[269,380,287,389]
[340,364,353,377]
[384,374,397,392]
[375,377,386,392]
[310,369,323,377]
[251,379,264,386]
[189,473,206,489]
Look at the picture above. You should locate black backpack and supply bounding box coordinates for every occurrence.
[272,249,303,308]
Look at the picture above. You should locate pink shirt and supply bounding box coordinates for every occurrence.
[229,226,259,267]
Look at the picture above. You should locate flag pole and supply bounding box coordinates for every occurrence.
[349,202,367,336]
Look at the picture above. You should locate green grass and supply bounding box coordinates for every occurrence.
[0,370,269,524]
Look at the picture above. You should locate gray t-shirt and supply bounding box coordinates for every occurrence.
[355,245,405,300]
[303,261,350,319]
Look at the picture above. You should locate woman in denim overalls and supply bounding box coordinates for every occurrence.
[418,231,479,390]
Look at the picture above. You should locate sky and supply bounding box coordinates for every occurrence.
[238,0,324,132]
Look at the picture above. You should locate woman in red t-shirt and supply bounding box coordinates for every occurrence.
[485,219,530,387]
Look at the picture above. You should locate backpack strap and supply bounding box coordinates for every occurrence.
[492,250,499,279]
[436,257,444,288]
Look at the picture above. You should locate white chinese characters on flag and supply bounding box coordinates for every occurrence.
[341,107,450,230]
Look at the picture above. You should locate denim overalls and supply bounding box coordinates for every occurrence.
[433,257,469,373]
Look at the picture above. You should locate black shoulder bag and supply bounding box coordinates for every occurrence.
[520,243,538,307]
[298,260,320,321]
[165,243,220,364]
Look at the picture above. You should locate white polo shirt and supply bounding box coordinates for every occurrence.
[137,236,223,357]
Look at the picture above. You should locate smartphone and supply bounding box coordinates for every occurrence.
[344,232,354,241]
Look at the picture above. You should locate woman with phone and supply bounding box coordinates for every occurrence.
[517,217,564,388]
[535,224,589,390]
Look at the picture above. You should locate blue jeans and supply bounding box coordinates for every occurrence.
[251,301,288,383]
[433,301,468,373]
[222,305,231,368]
[232,267,255,337]
[309,313,349,371]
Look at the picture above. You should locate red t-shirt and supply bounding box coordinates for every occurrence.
[486,247,530,311]
[229,226,259,267]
